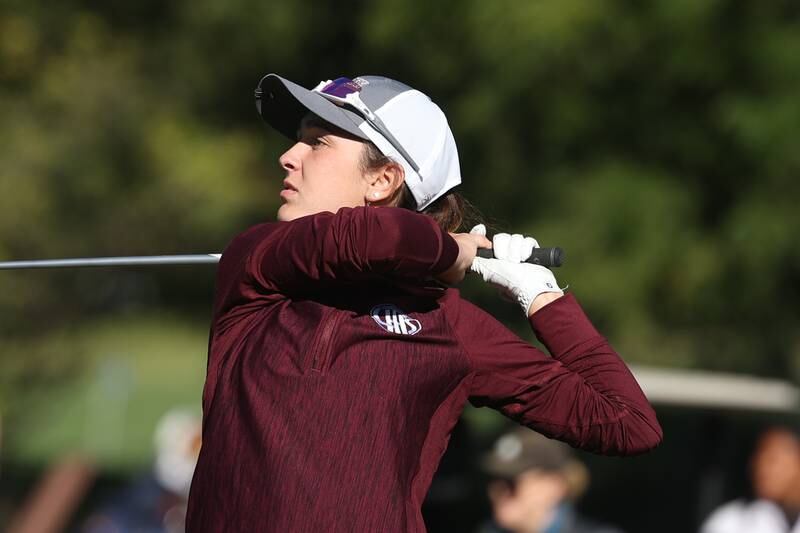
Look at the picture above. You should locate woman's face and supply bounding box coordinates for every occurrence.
[751,430,800,503]
[276,117,370,222]
[488,470,567,532]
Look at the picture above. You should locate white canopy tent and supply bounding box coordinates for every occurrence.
[630,365,800,413]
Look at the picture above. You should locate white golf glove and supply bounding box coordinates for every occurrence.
[469,224,563,316]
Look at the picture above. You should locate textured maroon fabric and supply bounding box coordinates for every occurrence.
[185,206,662,532]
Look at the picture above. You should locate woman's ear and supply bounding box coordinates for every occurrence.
[365,162,405,205]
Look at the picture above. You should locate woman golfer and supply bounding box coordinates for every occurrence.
[185,74,662,532]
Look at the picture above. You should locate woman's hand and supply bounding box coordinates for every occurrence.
[436,229,492,285]
[469,226,564,316]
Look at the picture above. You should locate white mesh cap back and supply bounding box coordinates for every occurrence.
[352,82,462,211]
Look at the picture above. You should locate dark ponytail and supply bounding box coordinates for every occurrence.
[360,142,483,233]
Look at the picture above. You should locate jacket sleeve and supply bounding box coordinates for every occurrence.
[244,206,459,293]
[213,206,458,314]
[453,293,662,456]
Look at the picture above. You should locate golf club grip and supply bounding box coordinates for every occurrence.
[476,246,564,267]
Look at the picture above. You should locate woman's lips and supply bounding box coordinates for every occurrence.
[281,179,298,199]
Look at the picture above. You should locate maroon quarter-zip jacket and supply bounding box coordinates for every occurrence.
[186,206,662,532]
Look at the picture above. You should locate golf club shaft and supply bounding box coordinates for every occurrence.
[0,254,222,270]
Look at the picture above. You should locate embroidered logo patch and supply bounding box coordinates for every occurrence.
[370,304,422,336]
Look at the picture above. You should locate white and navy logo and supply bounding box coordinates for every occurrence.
[370,304,422,336]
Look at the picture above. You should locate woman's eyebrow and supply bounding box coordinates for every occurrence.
[296,126,331,143]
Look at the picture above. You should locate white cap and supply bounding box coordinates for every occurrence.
[255,74,462,211]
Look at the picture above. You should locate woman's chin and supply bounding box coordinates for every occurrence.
[276,203,300,222]
[277,203,337,221]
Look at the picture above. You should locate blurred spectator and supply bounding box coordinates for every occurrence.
[700,427,800,533]
[80,408,201,533]
[477,428,624,533]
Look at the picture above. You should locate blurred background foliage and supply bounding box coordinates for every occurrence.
[1,0,798,482]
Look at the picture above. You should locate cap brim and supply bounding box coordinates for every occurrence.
[481,455,529,479]
[482,455,587,498]
[256,74,369,141]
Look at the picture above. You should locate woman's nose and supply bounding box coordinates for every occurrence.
[279,142,305,173]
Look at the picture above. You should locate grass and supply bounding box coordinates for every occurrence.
[4,313,208,471]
